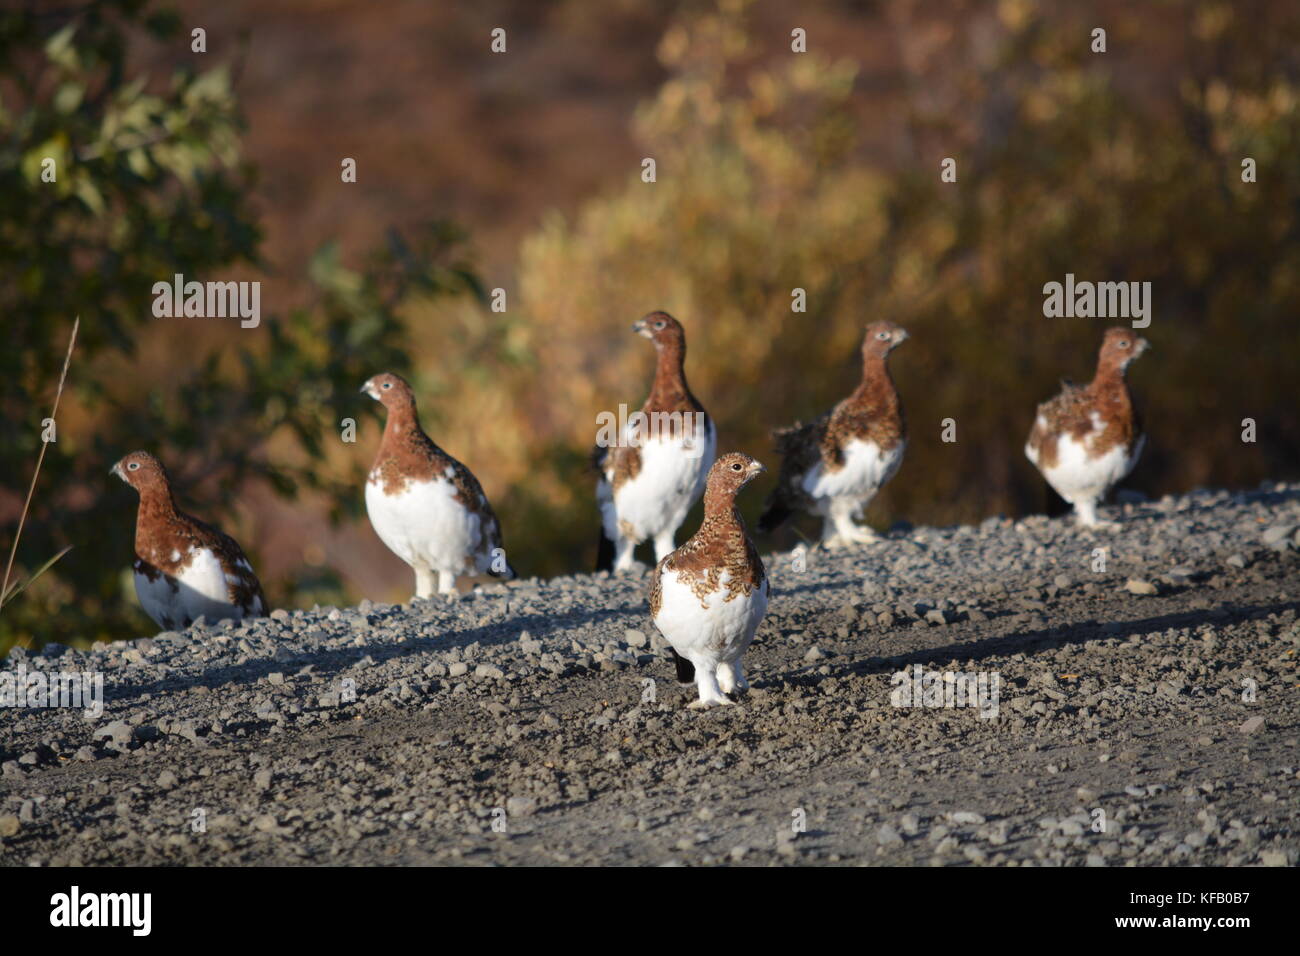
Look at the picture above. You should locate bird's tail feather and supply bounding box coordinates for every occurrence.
[669,647,695,685]
[757,488,791,535]
[595,527,615,573]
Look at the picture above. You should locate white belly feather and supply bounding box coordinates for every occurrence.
[653,568,768,665]
[802,437,904,514]
[1030,425,1143,505]
[365,472,485,575]
[134,546,246,628]
[601,421,716,543]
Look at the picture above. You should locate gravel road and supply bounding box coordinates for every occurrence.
[2,484,1298,866]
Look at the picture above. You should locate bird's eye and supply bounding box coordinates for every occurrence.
[128,462,139,471]
[655,321,666,330]
[1118,340,1130,348]
[382,382,392,388]
[731,462,743,471]
[877,331,889,340]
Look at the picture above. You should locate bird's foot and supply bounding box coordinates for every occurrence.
[717,671,749,697]
[613,559,649,576]
[688,696,735,711]
[821,527,877,549]
[1079,519,1120,531]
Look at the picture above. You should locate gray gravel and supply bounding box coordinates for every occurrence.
[2,483,1298,866]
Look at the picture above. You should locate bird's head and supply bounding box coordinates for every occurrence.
[863,320,909,358]
[361,372,416,409]
[632,311,686,351]
[708,452,766,496]
[111,450,168,494]
[1099,327,1151,371]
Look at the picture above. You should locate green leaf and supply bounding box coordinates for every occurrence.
[45,23,78,70]
[53,82,85,114]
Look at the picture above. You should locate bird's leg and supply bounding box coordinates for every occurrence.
[820,517,844,549]
[652,529,676,562]
[688,664,734,709]
[612,535,638,573]
[437,570,459,596]
[716,659,748,697]
[1074,498,1117,529]
[414,568,436,600]
[824,499,877,547]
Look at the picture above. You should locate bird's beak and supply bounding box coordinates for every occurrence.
[632,319,651,337]
[1137,337,1151,354]
[110,462,125,481]
[747,461,767,478]
[360,380,378,400]
[893,329,910,346]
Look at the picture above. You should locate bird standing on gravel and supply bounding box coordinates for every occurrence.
[758,321,908,547]
[649,452,769,709]
[1024,327,1150,527]
[361,372,514,598]
[594,312,716,573]
[112,451,267,630]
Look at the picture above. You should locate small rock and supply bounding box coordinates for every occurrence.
[506,796,537,817]
[93,720,135,746]
[876,823,903,846]
[1239,716,1266,735]
[1262,524,1296,550]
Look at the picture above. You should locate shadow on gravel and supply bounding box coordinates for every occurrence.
[104,601,648,704]
[847,598,1300,676]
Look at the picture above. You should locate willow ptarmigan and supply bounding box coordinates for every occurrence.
[362,372,514,598]
[649,452,769,710]
[593,312,716,573]
[758,320,909,547]
[111,451,267,630]
[1024,327,1150,528]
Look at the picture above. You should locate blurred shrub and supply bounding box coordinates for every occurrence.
[501,0,1300,565]
[0,3,480,650]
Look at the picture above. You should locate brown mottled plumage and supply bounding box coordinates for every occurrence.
[112,451,266,630]
[1024,327,1150,527]
[367,374,500,518]
[362,372,513,597]
[1026,328,1146,470]
[649,452,769,709]
[594,312,715,573]
[759,321,908,545]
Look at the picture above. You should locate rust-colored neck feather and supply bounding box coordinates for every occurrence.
[376,398,433,461]
[645,338,700,414]
[1089,353,1134,410]
[134,480,179,555]
[849,349,900,415]
[702,481,745,526]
